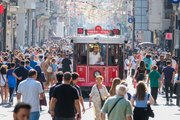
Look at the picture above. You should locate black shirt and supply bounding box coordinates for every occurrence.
[13,66,28,81]
[73,84,82,97]
[62,58,72,73]
[53,84,79,118]
[49,83,61,101]
[156,61,166,74]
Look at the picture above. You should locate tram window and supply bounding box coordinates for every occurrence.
[108,45,119,66]
[77,44,87,65]
[89,44,106,65]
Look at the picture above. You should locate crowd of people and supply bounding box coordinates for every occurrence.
[0,46,180,120]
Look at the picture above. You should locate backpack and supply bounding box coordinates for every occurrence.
[47,65,53,73]
[144,58,150,68]
[135,68,145,81]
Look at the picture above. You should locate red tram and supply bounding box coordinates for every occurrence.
[73,34,125,93]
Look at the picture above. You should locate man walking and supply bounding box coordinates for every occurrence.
[101,85,133,120]
[50,72,81,120]
[17,69,44,120]
[162,60,175,105]
[13,60,28,91]
[72,72,85,113]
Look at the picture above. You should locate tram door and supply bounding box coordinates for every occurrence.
[107,44,121,84]
[74,43,88,86]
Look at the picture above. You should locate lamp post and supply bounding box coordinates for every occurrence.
[132,0,135,50]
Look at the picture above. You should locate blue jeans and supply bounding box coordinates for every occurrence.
[30,111,40,120]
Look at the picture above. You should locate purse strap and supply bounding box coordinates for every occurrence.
[108,97,123,117]
[1,74,6,83]
[96,84,103,100]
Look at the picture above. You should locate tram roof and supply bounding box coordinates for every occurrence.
[73,35,125,44]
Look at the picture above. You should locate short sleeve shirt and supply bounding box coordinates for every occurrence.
[162,66,175,83]
[6,69,16,88]
[13,66,28,81]
[73,85,82,97]
[149,70,160,87]
[101,96,132,120]
[17,78,43,112]
[52,84,79,118]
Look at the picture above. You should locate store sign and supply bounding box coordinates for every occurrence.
[87,26,111,35]
[77,28,84,34]
[87,30,111,35]
[170,0,180,3]
[0,4,4,15]
[165,33,173,40]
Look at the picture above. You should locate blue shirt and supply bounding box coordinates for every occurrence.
[133,93,149,108]
[162,66,175,83]
[25,66,33,71]
[6,69,16,88]
[52,64,58,72]
[143,57,152,70]
[30,60,37,68]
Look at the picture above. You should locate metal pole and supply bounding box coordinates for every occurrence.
[132,0,135,50]
[3,6,7,51]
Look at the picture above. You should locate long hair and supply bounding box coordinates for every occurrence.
[135,81,147,100]
[109,78,121,96]
[139,61,145,70]
[0,65,8,74]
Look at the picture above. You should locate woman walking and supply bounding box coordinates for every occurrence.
[109,78,121,96]
[0,65,8,104]
[89,75,109,120]
[131,81,154,120]
[134,61,147,83]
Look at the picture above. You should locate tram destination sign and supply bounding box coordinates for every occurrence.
[83,26,120,35]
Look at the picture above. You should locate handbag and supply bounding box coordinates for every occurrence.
[147,103,154,118]
[0,74,6,87]
[147,94,154,118]
[173,75,180,94]
[174,83,178,94]
[96,85,105,108]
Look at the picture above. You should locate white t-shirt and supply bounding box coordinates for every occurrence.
[131,59,137,69]
[152,59,158,66]
[17,78,43,112]
[89,52,101,65]
[124,59,129,70]
[172,59,177,70]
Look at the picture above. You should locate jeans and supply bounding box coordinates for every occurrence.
[151,87,158,102]
[164,83,173,102]
[54,117,75,120]
[30,111,40,120]
[9,87,15,102]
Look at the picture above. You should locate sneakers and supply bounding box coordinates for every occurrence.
[166,101,169,105]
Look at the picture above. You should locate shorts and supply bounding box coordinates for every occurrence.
[45,72,53,85]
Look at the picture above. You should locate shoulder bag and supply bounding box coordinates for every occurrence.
[96,85,105,108]
[174,75,180,94]
[147,94,154,118]
[108,97,123,117]
[0,74,6,87]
